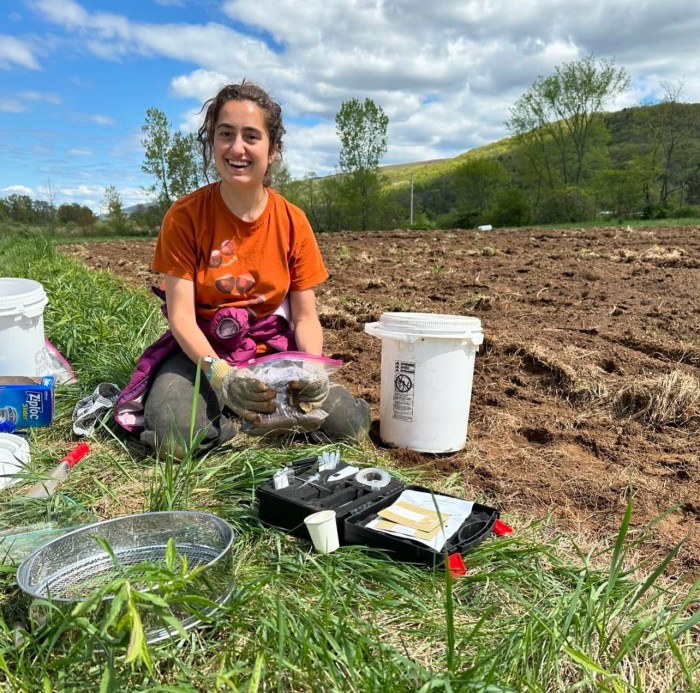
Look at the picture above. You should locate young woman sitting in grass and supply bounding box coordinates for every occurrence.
[115,81,369,457]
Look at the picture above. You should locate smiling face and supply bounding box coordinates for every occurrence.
[213,99,276,192]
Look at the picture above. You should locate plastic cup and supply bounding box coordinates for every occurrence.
[304,510,339,554]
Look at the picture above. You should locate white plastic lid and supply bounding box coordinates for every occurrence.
[0,432,30,490]
[376,312,482,337]
[0,278,48,318]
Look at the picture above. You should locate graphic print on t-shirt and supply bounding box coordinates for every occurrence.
[208,237,267,307]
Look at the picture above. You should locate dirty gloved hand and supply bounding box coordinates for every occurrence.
[288,367,330,413]
[208,360,277,423]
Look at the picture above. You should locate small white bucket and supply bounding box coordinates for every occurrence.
[0,278,48,377]
[365,312,483,453]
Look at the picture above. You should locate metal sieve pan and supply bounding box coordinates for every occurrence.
[16,511,235,643]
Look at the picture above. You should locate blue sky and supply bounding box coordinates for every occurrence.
[2,0,699,212]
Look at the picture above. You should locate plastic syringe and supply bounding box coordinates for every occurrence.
[25,443,90,499]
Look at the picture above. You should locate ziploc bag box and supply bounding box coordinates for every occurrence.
[0,376,55,428]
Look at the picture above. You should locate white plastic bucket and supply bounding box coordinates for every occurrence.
[365,312,483,453]
[0,432,30,491]
[0,278,48,377]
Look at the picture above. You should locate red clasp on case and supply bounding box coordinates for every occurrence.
[493,519,513,536]
[447,552,467,577]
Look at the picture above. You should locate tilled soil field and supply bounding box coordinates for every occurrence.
[62,225,700,571]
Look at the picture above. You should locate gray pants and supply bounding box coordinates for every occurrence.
[140,351,370,457]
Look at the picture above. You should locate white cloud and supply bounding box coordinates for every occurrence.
[32,0,275,72]
[32,0,696,136]
[30,0,90,30]
[1,185,34,197]
[19,91,61,105]
[85,114,117,125]
[0,92,61,114]
[171,69,229,108]
[0,35,40,70]
[0,100,26,113]
[48,184,153,212]
[58,185,99,196]
[68,147,93,156]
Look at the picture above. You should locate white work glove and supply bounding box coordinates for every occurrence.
[208,360,277,423]
[288,367,330,413]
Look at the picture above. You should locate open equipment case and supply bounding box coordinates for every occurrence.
[256,455,501,566]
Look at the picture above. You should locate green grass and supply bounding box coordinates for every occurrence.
[0,232,698,691]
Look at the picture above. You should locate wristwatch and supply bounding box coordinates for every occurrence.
[203,355,218,379]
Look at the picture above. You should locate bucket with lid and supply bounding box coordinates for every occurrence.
[365,312,483,453]
[0,278,48,377]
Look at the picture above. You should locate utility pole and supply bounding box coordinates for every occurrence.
[410,173,414,225]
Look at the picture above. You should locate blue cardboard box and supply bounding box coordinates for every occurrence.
[0,376,55,428]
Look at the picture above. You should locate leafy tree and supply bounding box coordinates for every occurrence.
[142,108,172,206]
[286,172,323,229]
[141,108,202,209]
[319,176,347,232]
[537,186,594,224]
[506,55,630,188]
[129,203,163,234]
[453,158,509,226]
[684,161,700,205]
[271,161,293,196]
[57,203,97,228]
[41,179,58,215]
[488,187,533,227]
[167,130,202,200]
[641,81,698,204]
[31,200,55,225]
[103,186,129,234]
[593,168,644,218]
[4,194,34,223]
[335,97,389,230]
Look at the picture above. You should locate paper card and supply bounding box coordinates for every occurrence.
[367,490,474,552]
[378,500,450,532]
[374,518,443,541]
[395,499,450,522]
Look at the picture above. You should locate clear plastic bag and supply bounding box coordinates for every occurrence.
[239,352,342,436]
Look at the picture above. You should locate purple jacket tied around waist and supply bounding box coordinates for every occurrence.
[115,291,295,433]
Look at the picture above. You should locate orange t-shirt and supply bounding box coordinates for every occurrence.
[152,183,328,321]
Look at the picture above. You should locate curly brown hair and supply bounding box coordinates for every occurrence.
[197,80,285,187]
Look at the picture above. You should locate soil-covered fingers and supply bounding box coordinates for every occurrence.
[288,377,329,405]
[237,379,277,414]
[240,378,277,401]
[238,409,263,424]
[221,371,277,417]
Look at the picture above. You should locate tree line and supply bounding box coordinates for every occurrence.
[0,194,96,229]
[4,56,700,234]
[0,188,160,236]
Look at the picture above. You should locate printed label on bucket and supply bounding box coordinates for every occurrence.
[393,361,415,422]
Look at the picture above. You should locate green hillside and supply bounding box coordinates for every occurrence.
[379,103,700,195]
[380,139,516,190]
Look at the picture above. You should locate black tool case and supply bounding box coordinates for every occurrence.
[256,456,499,566]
